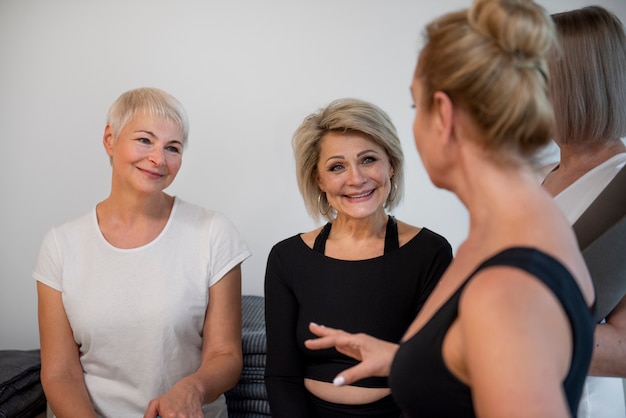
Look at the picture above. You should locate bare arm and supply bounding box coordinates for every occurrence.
[588,295,626,376]
[37,282,97,418]
[144,265,243,418]
[457,268,572,418]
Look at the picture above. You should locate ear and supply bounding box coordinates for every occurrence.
[103,125,115,157]
[431,91,454,144]
[315,172,325,192]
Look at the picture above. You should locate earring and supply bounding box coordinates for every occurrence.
[387,180,398,204]
[317,192,332,216]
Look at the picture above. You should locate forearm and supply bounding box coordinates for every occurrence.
[587,322,626,377]
[588,296,626,377]
[42,374,97,418]
[184,351,243,404]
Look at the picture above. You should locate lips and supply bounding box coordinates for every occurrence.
[346,189,374,199]
[138,167,165,178]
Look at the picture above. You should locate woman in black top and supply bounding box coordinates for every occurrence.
[305,1,596,417]
[264,98,453,417]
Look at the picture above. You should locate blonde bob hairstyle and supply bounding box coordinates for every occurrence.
[549,6,626,145]
[293,98,405,223]
[416,0,557,159]
[106,87,189,149]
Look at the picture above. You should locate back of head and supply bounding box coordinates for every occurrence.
[107,87,189,148]
[549,6,626,145]
[416,0,557,159]
[292,98,405,222]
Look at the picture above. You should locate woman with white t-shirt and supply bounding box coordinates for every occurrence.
[542,6,626,418]
[34,87,250,418]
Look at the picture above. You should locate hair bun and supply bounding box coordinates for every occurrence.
[468,0,556,66]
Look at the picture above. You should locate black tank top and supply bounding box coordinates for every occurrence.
[388,247,595,418]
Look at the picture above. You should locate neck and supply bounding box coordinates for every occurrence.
[543,139,626,196]
[99,191,174,224]
[331,210,389,240]
[451,146,546,248]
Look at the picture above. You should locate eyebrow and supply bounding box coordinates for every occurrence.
[135,130,183,146]
[324,149,380,163]
[135,129,157,137]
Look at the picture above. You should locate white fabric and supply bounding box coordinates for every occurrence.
[33,197,250,418]
[552,153,626,418]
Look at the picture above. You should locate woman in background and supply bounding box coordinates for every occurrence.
[306,0,596,416]
[543,6,626,417]
[264,98,452,417]
[34,87,250,418]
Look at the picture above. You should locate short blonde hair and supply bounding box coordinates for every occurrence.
[107,87,189,148]
[293,98,405,223]
[416,0,557,159]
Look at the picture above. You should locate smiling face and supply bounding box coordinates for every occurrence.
[104,112,183,196]
[316,131,393,221]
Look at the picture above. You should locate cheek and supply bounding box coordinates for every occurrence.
[318,174,340,193]
[167,156,183,172]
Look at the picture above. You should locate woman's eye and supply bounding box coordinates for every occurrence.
[362,156,377,164]
[137,137,151,144]
[166,146,181,154]
[329,164,344,172]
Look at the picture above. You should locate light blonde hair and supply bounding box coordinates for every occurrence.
[293,98,405,223]
[107,87,189,148]
[416,0,557,159]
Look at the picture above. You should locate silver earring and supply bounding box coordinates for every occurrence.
[387,180,398,204]
[317,192,331,216]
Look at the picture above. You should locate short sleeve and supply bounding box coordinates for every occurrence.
[206,212,251,287]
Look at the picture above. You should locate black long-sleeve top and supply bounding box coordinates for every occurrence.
[264,226,453,418]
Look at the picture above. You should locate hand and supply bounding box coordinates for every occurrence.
[143,378,204,418]
[304,322,399,386]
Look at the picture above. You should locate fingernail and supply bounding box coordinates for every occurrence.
[310,322,319,327]
[333,376,345,386]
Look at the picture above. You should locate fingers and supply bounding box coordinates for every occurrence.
[142,400,158,418]
[305,323,350,351]
[308,322,339,337]
[331,362,376,387]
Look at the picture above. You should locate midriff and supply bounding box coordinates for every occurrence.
[304,378,391,404]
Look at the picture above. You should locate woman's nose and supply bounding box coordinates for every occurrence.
[347,166,366,184]
[149,148,166,166]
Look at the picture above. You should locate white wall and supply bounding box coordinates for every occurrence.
[1,0,625,350]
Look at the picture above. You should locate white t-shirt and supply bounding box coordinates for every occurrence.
[33,197,251,418]
[553,153,626,418]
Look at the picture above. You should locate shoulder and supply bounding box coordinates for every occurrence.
[397,220,452,254]
[270,233,310,255]
[45,209,95,243]
[173,198,236,228]
[459,263,568,329]
[299,226,325,249]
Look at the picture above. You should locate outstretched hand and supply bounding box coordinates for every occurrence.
[304,322,399,386]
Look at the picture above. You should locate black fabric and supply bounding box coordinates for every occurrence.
[0,350,46,418]
[307,393,401,417]
[389,247,595,418]
[265,228,452,418]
